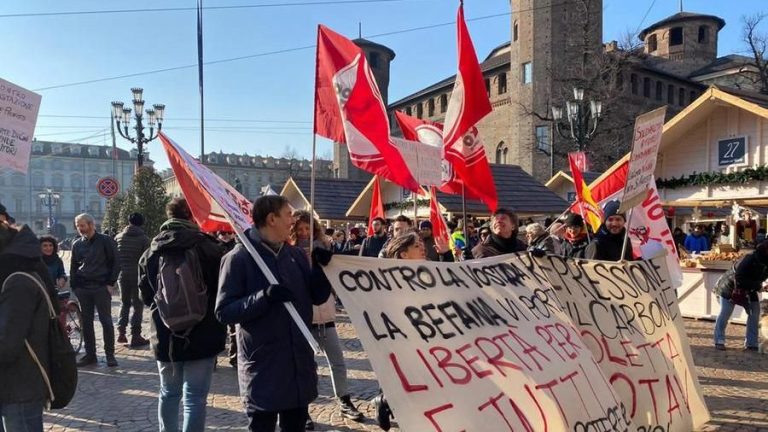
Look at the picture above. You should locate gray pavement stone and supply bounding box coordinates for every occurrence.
[43,296,768,431]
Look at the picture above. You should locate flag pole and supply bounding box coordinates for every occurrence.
[197,0,205,160]
[461,183,468,260]
[309,134,317,252]
[577,201,592,242]
[620,208,634,261]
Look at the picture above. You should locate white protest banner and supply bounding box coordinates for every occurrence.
[324,254,627,431]
[619,107,666,213]
[0,78,42,173]
[535,254,710,431]
[391,137,442,187]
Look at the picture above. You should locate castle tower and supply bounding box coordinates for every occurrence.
[332,38,396,180]
[638,12,725,77]
[508,0,603,182]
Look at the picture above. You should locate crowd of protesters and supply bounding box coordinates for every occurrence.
[0,195,660,431]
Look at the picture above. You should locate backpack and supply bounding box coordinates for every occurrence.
[2,272,78,409]
[155,247,208,335]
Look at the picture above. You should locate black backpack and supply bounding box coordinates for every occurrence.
[155,248,208,336]
[3,272,78,409]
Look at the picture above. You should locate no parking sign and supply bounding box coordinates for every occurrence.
[96,176,120,198]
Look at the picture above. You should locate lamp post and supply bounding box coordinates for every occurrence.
[111,88,165,168]
[551,87,603,152]
[38,188,60,234]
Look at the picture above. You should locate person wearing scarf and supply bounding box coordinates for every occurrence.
[585,200,634,261]
[471,208,527,258]
[561,213,590,259]
[40,235,67,288]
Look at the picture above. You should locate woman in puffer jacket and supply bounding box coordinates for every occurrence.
[290,211,364,430]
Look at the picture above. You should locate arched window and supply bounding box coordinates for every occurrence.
[670,27,683,46]
[647,34,658,52]
[698,26,709,43]
[440,94,448,113]
[495,142,507,164]
[513,21,519,42]
[405,106,412,116]
[416,103,423,119]
[428,99,435,117]
[498,73,507,94]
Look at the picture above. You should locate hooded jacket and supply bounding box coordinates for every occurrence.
[115,224,150,288]
[138,219,226,362]
[715,251,768,302]
[215,228,331,412]
[0,225,58,404]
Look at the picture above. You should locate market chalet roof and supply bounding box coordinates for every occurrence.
[545,170,602,190]
[281,177,370,221]
[346,164,568,218]
[388,43,511,108]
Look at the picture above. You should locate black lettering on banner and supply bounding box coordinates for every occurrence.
[364,311,409,341]
[404,306,436,342]
[572,402,632,432]
[339,270,358,292]
[416,266,437,289]
[513,253,550,285]
[495,296,532,322]
[404,298,508,342]
[593,263,627,300]
[436,267,470,289]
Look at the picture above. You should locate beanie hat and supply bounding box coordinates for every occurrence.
[419,220,433,230]
[564,213,584,227]
[602,200,625,221]
[128,212,144,226]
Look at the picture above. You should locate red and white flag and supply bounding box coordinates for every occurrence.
[367,176,385,236]
[441,2,498,211]
[429,186,452,248]
[314,25,420,192]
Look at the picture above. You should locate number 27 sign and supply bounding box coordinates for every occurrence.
[718,136,748,167]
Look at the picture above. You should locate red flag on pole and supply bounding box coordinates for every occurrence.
[441,2,498,211]
[429,186,452,247]
[568,152,602,233]
[314,25,420,192]
[367,176,385,236]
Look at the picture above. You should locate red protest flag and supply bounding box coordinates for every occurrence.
[441,2,497,211]
[314,25,420,192]
[429,186,452,247]
[367,176,385,236]
[568,152,602,233]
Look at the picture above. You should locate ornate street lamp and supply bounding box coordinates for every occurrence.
[551,87,603,152]
[111,88,165,167]
[38,188,60,234]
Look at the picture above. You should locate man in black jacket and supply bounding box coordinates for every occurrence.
[139,198,226,431]
[71,213,121,367]
[586,200,633,261]
[359,217,387,257]
[471,208,527,258]
[115,212,150,348]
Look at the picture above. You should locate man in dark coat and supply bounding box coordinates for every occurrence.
[71,213,121,367]
[359,217,387,257]
[586,200,633,261]
[215,195,331,432]
[418,220,454,262]
[115,212,150,347]
[561,214,591,259]
[139,198,226,431]
[0,215,58,430]
[471,208,527,258]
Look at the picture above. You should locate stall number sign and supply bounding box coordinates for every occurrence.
[718,136,747,166]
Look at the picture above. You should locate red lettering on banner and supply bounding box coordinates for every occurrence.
[477,389,546,432]
[560,370,589,413]
[665,332,681,362]
[665,375,682,422]
[455,343,493,379]
[674,370,691,412]
[390,353,428,393]
[424,403,462,432]
[535,324,580,361]
[429,346,472,385]
[602,336,628,366]
[638,378,661,423]
[610,373,637,418]
[474,337,522,376]
[417,348,445,388]
[642,189,665,221]
[525,384,549,432]
[536,379,569,426]
[508,326,551,371]
[581,330,604,363]
[620,339,643,367]
[493,333,533,371]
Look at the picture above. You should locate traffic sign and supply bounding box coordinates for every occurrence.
[96,176,120,198]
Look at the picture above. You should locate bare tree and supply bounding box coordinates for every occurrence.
[742,13,768,94]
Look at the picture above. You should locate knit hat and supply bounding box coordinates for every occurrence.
[602,200,625,221]
[564,213,584,227]
[419,220,433,230]
[128,212,145,226]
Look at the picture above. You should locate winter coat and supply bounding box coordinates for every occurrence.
[215,228,332,412]
[586,227,633,261]
[138,219,226,362]
[70,232,120,289]
[714,251,768,303]
[471,233,527,258]
[43,254,67,283]
[684,233,710,254]
[360,233,388,257]
[528,233,557,255]
[115,225,150,288]
[422,235,454,262]
[0,226,57,404]
[562,235,590,259]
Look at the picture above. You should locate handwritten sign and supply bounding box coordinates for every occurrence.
[325,254,627,431]
[536,255,710,431]
[392,137,442,187]
[620,107,666,213]
[0,78,42,173]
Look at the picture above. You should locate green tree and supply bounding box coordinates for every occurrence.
[102,193,127,235]
[118,167,170,237]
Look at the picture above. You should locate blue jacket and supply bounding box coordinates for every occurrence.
[215,228,331,412]
[684,233,710,253]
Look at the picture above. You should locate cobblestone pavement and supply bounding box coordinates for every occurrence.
[44,297,768,431]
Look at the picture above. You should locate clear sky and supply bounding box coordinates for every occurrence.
[3,0,765,170]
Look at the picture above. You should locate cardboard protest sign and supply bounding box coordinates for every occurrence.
[536,255,710,431]
[619,107,666,213]
[325,254,627,431]
[0,78,42,173]
[391,137,442,187]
